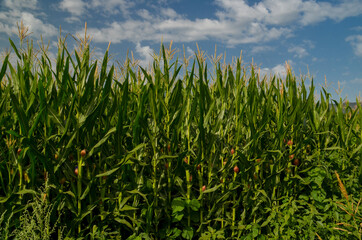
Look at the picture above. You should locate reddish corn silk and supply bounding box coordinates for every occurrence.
[81,149,86,157]
[293,159,300,166]
[59,177,66,185]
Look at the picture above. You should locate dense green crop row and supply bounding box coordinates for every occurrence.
[0,31,361,239]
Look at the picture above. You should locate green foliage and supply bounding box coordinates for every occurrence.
[0,184,63,240]
[0,30,361,239]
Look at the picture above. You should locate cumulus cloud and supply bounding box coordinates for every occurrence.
[59,0,86,16]
[0,10,57,38]
[137,9,153,20]
[346,35,362,57]
[216,0,362,26]
[251,45,274,54]
[186,47,194,57]
[59,0,136,19]
[260,61,293,79]
[215,0,301,25]
[352,26,362,31]
[300,0,362,26]
[0,0,57,39]
[74,0,362,47]
[3,0,38,10]
[160,8,180,19]
[350,77,362,84]
[81,16,290,46]
[135,42,154,68]
[288,46,308,58]
[90,0,134,16]
[21,12,58,38]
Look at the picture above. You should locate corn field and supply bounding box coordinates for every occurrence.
[0,32,361,240]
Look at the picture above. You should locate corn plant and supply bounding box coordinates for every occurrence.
[0,26,361,239]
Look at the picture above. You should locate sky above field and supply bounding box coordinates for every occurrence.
[0,0,362,101]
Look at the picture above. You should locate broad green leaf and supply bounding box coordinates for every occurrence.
[189,199,200,211]
[182,227,194,240]
[96,167,120,178]
[171,197,185,213]
[16,189,37,195]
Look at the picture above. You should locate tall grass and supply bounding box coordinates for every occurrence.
[0,26,361,239]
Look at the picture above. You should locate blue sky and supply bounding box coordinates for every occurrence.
[0,0,362,101]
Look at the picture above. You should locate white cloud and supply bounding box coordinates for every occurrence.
[186,46,194,57]
[135,42,154,68]
[21,12,58,38]
[302,39,315,49]
[350,78,362,84]
[271,63,288,77]
[352,26,362,31]
[64,16,82,23]
[160,8,180,19]
[301,0,362,26]
[0,51,18,69]
[288,46,308,58]
[346,35,362,57]
[251,45,274,54]
[262,0,302,25]
[82,18,290,46]
[0,10,57,38]
[0,0,53,38]
[59,0,86,16]
[59,0,135,21]
[74,0,362,46]
[0,21,14,36]
[4,0,38,10]
[77,0,291,45]
[260,60,293,79]
[138,9,153,20]
[215,0,265,23]
[216,0,362,26]
[90,0,133,15]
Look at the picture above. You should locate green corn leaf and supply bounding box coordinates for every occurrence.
[96,167,120,178]
[16,189,37,195]
[80,181,93,200]
[28,107,45,138]
[115,218,134,231]
[77,204,97,221]
[88,127,116,156]
[9,38,21,59]
[59,94,76,143]
[10,92,29,135]
[0,54,8,82]
[63,191,76,199]
[119,205,138,211]
[201,184,221,194]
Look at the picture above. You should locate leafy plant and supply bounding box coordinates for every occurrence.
[0,23,361,239]
[333,171,362,239]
